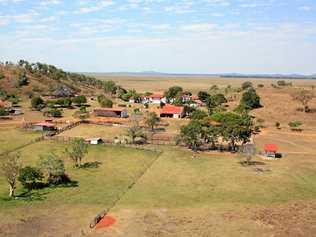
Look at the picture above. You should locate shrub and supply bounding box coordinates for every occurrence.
[0,108,8,116]
[275,122,281,129]
[31,96,45,110]
[289,120,302,129]
[257,84,264,88]
[48,108,63,117]
[97,95,113,108]
[72,95,87,106]
[241,81,253,90]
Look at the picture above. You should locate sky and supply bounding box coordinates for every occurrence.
[0,0,315,74]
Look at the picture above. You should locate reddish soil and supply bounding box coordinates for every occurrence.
[95,216,116,229]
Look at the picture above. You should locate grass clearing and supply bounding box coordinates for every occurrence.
[0,126,41,153]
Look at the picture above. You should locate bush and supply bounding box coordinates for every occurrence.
[31,96,45,110]
[289,120,302,130]
[257,84,264,88]
[18,166,43,191]
[241,81,253,90]
[97,95,113,108]
[72,95,87,105]
[0,108,8,116]
[275,122,281,129]
[48,108,63,117]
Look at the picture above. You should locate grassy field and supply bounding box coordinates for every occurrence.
[0,138,316,236]
[0,126,41,154]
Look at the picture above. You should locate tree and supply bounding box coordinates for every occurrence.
[126,120,145,144]
[103,80,117,95]
[72,95,87,106]
[38,153,67,184]
[145,112,160,131]
[31,96,45,111]
[211,112,253,151]
[213,93,227,106]
[292,89,314,113]
[241,81,253,90]
[97,95,113,108]
[0,153,21,197]
[18,166,43,191]
[205,96,216,114]
[180,120,203,151]
[240,88,261,109]
[198,91,210,102]
[65,138,88,168]
[191,109,208,120]
[165,86,183,101]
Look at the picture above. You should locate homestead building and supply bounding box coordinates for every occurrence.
[94,108,128,118]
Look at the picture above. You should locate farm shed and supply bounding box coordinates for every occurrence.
[160,104,185,119]
[33,122,56,132]
[264,144,278,158]
[94,108,128,118]
[86,138,103,145]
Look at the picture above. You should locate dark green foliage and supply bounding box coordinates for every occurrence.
[241,81,253,90]
[165,86,183,101]
[56,98,72,108]
[198,91,210,102]
[180,120,203,151]
[213,93,227,106]
[72,95,87,106]
[240,88,262,109]
[48,108,63,117]
[31,96,45,110]
[120,89,141,102]
[38,153,67,185]
[211,112,253,150]
[0,108,9,116]
[18,166,43,191]
[97,95,113,108]
[191,109,208,120]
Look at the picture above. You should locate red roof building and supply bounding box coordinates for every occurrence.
[264,144,278,153]
[160,104,185,118]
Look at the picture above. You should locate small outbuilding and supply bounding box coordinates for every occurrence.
[160,104,185,119]
[33,122,56,132]
[264,144,279,158]
[94,108,128,118]
[86,138,103,145]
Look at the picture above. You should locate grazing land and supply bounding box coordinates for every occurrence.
[1,69,316,237]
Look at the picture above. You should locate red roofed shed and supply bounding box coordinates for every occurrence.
[264,144,278,158]
[160,104,185,119]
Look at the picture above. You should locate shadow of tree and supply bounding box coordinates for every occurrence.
[80,161,102,169]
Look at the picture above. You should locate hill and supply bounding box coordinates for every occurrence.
[0,60,103,100]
